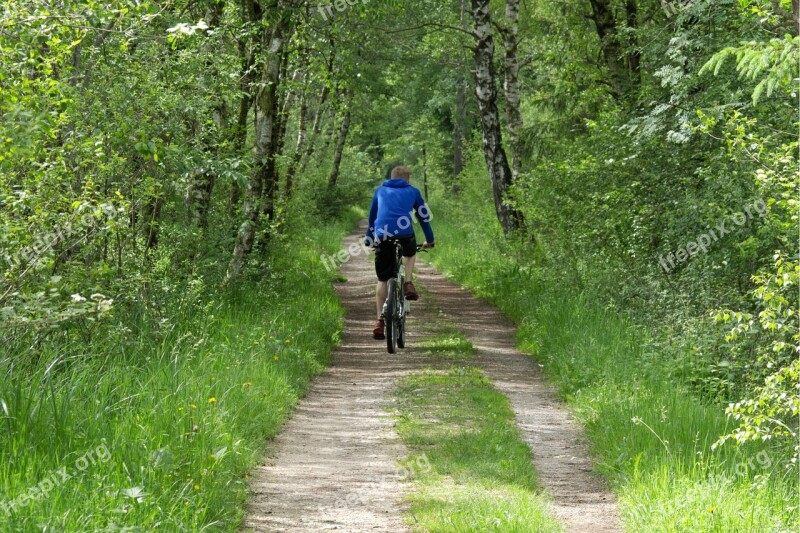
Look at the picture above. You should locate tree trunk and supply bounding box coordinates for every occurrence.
[299,45,336,175]
[772,0,799,31]
[228,15,286,280]
[186,168,215,228]
[229,37,255,220]
[273,48,292,159]
[71,17,117,89]
[501,0,523,183]
[321,107,337,154]
[327,101,352,190]
[284,81,308,199]
[796,0,800,32]
[229,90,250,219]
[298,91,330,175]
[625,0,641,86]
[795,0,800,30]
[453,0,468,192]
[587,0,629,99]
[186,1,225,230]
[453,77,466,181]
[143,195,162,253]
[471,0,523,234]
[422,145,429,199]
[280,3,310,200]
[260,46,291,221]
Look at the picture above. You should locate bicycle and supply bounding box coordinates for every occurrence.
[383,242,430,354]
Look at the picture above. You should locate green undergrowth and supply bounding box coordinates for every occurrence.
[0,207,364,531]
[417,330,474,360]
[416,309,474,363]
[413,285,473,362]
[425,198,798,532]
[394,366,561,532]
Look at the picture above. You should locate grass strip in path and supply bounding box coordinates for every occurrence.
[393,364,562,533]
[417,329,474,362]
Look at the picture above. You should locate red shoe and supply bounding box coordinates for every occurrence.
[373,319,385,340]
[403,281,419,301]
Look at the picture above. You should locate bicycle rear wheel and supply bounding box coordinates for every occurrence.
[385,278,397,353]
[397,297,406,349]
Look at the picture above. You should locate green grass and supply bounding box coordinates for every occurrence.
[417,329,474,361]
[393,366,561,532]
[413,284,474,361]
[425,197,799,532]
[0,207,364,531]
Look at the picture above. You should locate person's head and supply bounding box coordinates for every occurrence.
[391,166,412,182]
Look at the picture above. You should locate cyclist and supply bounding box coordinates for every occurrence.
[365,165,435,340]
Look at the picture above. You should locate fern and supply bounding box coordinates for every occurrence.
[700,35,800,105]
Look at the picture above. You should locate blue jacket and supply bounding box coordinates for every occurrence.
[366,179,434,243]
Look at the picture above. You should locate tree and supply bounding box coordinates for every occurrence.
[500,0,523,183]
[327,94,353,190]
[587,0,640,99]
[453,0,470,189]
[470,0,523,234]
[185,0,226,230]
[229,2,292,280]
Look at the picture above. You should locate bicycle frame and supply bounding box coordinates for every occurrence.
[382,240,425,353]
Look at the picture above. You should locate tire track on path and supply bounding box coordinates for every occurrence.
[244,224,430,532]
[415,260,620,532]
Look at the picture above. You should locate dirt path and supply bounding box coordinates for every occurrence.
[244,227,432,532]
[415,262,620,532]
[245,225,619,532]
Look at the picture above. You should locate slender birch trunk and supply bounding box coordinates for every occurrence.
[588,0,632,100]
[283,80,307,199]
[502,0,523,183]
[327,99,352,190]
[471,0,523,234]
[228,15,286,280]
[186,1,224,229]
[453,0,468,190]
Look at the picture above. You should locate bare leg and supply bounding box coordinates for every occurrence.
[376,281,388,319]
[404,255,415,282]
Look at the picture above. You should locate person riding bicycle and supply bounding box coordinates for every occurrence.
[365,165,434,340]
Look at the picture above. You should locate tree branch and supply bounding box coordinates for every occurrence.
[367,22,476,38]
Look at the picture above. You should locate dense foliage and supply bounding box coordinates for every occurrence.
[366,0,799,466]
[0,0,797,529]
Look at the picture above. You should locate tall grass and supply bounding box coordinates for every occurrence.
[0,207,363,531]
[425,195,798,532]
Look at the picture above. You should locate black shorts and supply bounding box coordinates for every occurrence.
[375,235,417,281]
